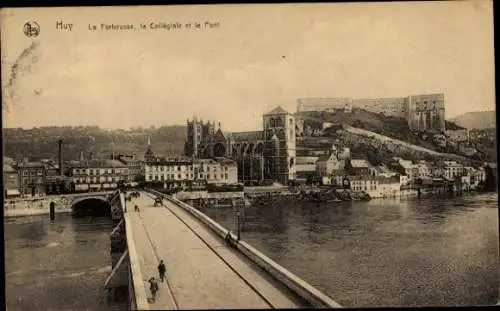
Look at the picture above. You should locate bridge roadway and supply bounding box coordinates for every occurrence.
[125,191,310,309]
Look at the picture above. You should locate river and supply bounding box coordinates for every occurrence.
[204,192,499,308]
[4,214,127,311]
[3,193,498,309]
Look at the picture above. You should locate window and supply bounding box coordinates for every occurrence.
[207,174,211,179]
[177,174,181,179]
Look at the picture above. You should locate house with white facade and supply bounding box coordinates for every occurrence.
[316,152,343,177]
[442,161,464,181]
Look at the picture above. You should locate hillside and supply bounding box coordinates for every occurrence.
[450,111,496,130]
[3,125,187,161]
[297,109,463,152]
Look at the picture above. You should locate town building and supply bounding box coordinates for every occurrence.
[17,161,46,197]
[388,157,419,182]
[4,160,20,198]
[115,154,143,182]
[442,161,465,181]
[413,161,432,179]
[69,159,129,192]
[330,169,349,187]
[463,166,486,188]
[446,129,469,143]
[370,165,398,178]
[185,106,296,184]
[346,174,402,198]
[316,152,343,177]
[43,161,73,194]
[348,175,379,195]
[295,156,318,182]
[144,156,238,190]
[376,175,401,198]
[347,159,371,176]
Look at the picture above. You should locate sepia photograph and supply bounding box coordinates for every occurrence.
[1,1,498,310]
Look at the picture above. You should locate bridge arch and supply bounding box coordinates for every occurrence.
[71,196,111,217]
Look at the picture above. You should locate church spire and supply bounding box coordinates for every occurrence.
[148,135,151,146]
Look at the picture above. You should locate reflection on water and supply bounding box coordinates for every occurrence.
[4,214,125,311]
[204,193,499,307]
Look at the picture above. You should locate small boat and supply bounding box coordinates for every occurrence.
[332,198,342,203]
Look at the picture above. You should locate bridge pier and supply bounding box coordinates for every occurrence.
[105,191,130,304]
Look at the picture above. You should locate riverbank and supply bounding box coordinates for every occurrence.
[4,207,72,218]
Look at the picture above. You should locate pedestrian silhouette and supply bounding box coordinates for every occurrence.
[158,260,166,282]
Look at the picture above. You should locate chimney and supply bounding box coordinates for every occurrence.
[58,139,63,175]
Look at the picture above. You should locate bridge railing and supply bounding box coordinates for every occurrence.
[146,188,342,309]
[109,191,150,310]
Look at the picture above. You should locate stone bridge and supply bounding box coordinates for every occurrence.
[105,189,343,310]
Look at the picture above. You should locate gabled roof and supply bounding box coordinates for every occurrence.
[213,129,227,142]
[264,106,290,116]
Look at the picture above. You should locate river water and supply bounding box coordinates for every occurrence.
[4,214,126,311]
[205,193,499,308]
[3,193,499,309]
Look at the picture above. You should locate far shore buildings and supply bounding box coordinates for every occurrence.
[68,159,129,192]
[296,93,446,133]
[144,156,238,190]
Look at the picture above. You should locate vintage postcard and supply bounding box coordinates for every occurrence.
[1,2,497,310]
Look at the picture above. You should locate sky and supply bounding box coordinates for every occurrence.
[1,2,495,131]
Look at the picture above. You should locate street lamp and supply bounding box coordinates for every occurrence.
[236,210,241,241]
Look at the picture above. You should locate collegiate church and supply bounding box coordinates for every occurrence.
[184,106,296,184]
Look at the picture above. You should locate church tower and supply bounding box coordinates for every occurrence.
[185,117,202,158]
[262,106,296,184]
[144,135,155,162]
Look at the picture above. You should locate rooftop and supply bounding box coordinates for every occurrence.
[4,163,16,173]
[229,131,265,142]
[264,106,291,116]
[350,159,371,168]
[18,162,45,168]
[70,159,128,168]
[296,156,319,165]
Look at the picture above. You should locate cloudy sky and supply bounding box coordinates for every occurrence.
[1,2,495,131]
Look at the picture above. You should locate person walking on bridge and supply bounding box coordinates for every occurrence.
[158,259,166,282]
[148,277,159,302]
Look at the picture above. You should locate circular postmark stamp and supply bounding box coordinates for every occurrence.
[23,21,40,38]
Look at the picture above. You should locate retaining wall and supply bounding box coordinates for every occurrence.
[147,189,342,308]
